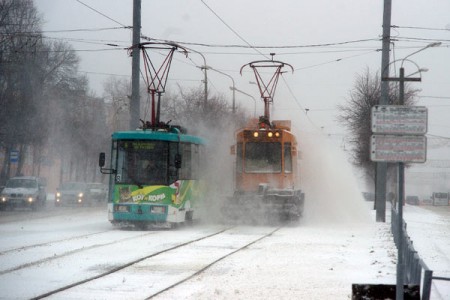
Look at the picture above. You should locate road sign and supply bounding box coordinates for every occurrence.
[10,150,19,163]
[370,135,427,163]
[371,105,428,135]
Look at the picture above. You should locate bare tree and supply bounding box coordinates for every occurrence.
[102,77,132,131]
[0,0,44,180]
[337,68,419,181]
[0,1,120,187]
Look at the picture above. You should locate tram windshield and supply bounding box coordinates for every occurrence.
[115,140,175,186]
[245,142,282,173]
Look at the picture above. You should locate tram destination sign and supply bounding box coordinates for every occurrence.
[370,135,427,163]
[371,105,428,135]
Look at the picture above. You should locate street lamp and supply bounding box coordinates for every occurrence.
[401,42,441,67]
[186,48,208,109]
[207,67,236,113]
[230,86,256,117]
[406,68,428,78]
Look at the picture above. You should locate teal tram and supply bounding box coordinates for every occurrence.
[99,125,206,228]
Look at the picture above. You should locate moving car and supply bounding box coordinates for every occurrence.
[0,176,47,210]
[55,182,90,206]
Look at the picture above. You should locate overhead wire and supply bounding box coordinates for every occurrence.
[75,0,129,28]
[419,96,450,99]
[392,25,450,32]
[294,49,379,71]
[147,36,382,49]
[199,0,268,59]
[41,26,132,33]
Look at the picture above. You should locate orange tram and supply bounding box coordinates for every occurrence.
[224,117,305,223]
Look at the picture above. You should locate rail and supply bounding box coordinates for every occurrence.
[391,205,450,300]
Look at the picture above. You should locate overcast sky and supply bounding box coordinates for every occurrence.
[34,0,450,140]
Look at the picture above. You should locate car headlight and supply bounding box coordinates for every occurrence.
[1,196,7,202]
[28,197,34,203]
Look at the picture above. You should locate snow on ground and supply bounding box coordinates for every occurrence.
[402,204,450,299]
[157,213,397,299]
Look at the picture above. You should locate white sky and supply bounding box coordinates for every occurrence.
[34,0,450,138]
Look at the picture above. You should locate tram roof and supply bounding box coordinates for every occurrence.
[112,130,205,144]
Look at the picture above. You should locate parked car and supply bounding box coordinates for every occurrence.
[87,182,108,203]
[406,195,420,205]
[55,182,90,206]
[362,192,375,201]
[0,176,47,210]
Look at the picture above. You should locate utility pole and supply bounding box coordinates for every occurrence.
[130,0,141,130]
[375,0,392,222]
[201,65,208,110]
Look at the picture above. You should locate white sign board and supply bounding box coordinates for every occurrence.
[370,135,427,163]
[371,105,428,135]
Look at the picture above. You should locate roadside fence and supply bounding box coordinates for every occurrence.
[391,206,450,300]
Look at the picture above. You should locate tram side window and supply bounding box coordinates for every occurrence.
[168,142,178,183]
[199,145,206,178]
[116,143,126,183]
[179,143,192,179]
[190,144,200,179]
[284,142,292,173]
[236,143,243,173]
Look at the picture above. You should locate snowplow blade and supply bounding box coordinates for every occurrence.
[221,190,305,224]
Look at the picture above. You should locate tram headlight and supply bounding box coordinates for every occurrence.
[28,197,34,203]
[267,132,273,138]
[275,132,280,137]
[78,192,84,198]
[253,131,259,138]
[56,192,61,197]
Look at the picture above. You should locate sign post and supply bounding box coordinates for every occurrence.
[375,67,428,300]
[9,150,19,163]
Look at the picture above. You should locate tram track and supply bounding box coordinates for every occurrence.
[0,229,112,256]
[146,226,281,299]
[0,230,153,275]
[18,225,282,300]
[30,226,233,299]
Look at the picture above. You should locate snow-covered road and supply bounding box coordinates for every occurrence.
[0,203,395,299]
[0,202,448,299]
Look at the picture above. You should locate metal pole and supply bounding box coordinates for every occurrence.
[190,49,208,110]
[396,67,405,300]
[202,66,208,109]
[230,87,256,117]
[209,68,235,113]
[130,0,141,130]
[232,84,236,114]
[375,0,392,222]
